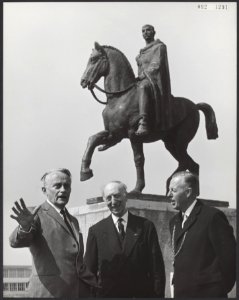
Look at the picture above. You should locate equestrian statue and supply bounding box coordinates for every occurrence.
[80,25,218,194]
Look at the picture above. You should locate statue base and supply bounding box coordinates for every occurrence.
[86,192,230,207]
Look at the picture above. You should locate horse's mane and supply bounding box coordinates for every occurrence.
[103,45,135,78]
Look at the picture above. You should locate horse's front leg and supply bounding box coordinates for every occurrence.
[130,140,145,193]
[80,130,109,181]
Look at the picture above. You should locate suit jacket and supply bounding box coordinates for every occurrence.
[9,201,97,298]
[169,200,236,297]
[84,211,165,298]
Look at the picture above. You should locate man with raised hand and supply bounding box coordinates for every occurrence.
[10,168,97,298]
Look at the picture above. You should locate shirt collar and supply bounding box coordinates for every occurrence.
[47,199,64,215]
[183,199,197,218]
[111,210,128,225]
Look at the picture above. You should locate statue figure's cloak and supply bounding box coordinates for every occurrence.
[136,39,173,130]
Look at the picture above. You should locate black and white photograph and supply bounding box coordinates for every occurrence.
[3,2,237,298]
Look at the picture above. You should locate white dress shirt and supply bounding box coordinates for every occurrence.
[111,210,128,233]
[182,199,197,228]
[47,199,64,218]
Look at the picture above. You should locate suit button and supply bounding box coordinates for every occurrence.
[73,244,76,248]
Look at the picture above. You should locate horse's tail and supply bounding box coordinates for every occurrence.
[196,103,219,139]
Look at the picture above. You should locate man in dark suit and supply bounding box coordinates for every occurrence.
[168,171,236,297]
[84,180,166,298]
[9,168,97,298]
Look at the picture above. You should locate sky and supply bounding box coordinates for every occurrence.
[3,2,237,265]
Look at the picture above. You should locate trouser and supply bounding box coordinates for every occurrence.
[138,78,151,121]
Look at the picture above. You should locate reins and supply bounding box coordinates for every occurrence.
[89,82,136,105]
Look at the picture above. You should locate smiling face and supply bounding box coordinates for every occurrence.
[168,176,192,212]
[42,171,71,209]
[103,182,127,217]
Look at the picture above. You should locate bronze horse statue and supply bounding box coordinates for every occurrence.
[80,42,218,194]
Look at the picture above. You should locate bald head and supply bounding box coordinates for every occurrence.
[142,24,156,44]
[102,181,127,197]
[142,24,155,32]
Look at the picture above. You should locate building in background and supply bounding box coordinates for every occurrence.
[3,265,31,297]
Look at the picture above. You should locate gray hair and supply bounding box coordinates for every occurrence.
[172,171,199,195]
[41,168,72,187]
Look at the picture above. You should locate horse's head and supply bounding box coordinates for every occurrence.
[81,42,109,89]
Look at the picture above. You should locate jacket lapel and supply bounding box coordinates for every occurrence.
[104,215,122,253]
[123,212,142,257]
[65,209,79,244]
[175,201,202,242]
[42,201,75,238]
[172,213,183,243]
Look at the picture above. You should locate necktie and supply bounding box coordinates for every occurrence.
[60,209,75,238]
[117,218,125,240]
[182,214,188,228]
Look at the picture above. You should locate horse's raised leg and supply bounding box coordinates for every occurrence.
[164,140,199,195]
[130,140,145,193]
[163,108,200,195]
[80,130,109,181]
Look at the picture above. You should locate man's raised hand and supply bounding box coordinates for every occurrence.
[10,198,35,231]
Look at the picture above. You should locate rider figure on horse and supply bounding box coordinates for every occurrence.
[135,24,173,136]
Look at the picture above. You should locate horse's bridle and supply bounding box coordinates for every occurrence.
[89,82,136,105]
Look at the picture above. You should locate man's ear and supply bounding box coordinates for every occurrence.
[42,187,46,193]
[186,187,192,198]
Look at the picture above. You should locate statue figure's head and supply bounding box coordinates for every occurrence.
[142,24,155,43]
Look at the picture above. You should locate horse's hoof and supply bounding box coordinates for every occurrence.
[129,189,142,195]
[98,145,109,151]
[80,169,93,181]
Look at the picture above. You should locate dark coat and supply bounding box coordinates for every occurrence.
[169,200,236,297]
[84,211,166,298]
[9,201,97,298]
[136,39,173,130]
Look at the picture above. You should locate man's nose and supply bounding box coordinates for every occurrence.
[111,196,118,204]
[60,185,66,192]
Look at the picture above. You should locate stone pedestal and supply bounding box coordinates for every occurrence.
[69,194,236,298]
